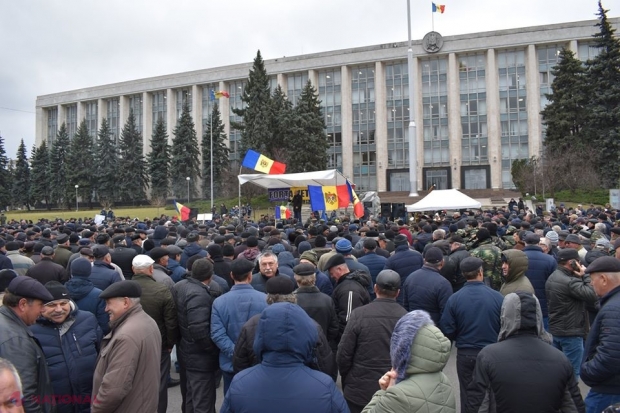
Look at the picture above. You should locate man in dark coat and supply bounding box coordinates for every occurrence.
[89,246,122,291]
[109,236,138,280]
[402,247,453,325]
[383,234,424,306]
[65,258,109,334]
[357,238,387,300]
[0,238,15,271]
[0,276,55,413]
[522,232,557,328]
[581,257,620,412]
[222,303,348,413]
[31,282,102,413]
[444,235,470,292]
[325,254,371,338]
[172,258,221,413]
[130,255,179,413]
[25,246,67,285]
[466,292,584,413]
[207,244,232,287]
[336,270,407,413]
[52,234,73,269]
[439,257,504,412]
[180,233,207,268]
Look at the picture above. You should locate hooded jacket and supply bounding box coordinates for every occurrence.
[332,270,371,336]
[89,261,122,291]
[221,303,348,413]
[31,304,102,413]
[499,249,534,296]
[384,245,424,306]
[362,311,455,413]
[466,292,584,413]
[65,277,109,334]
[179,242,207,268]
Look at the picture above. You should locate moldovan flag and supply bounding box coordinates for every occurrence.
[308,185,350,211]
[275,206,291,220]
[347,182,364,219]
[209,90,230,101]
[432,2,445,13]
[242,150,286,174]
[174,200,191,221]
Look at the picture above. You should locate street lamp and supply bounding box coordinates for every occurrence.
[186,177,190,203]
[74,185,79,212]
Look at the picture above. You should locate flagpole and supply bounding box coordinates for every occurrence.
[432,5,434,32]
[210,102,214,211]
[238,164,242,217]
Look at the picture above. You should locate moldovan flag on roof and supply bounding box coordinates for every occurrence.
[275,206,291,220]
[347,182,364,219]
[174,200,191,221]
[432,2,445,13]
[308,185,350,211]
[241,150,286,174]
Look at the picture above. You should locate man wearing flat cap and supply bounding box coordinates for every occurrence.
[25,246,67,285]
[580,257,620,412]
[92,281,161,413]
[0,276,55,413]
[439,256,504,412]
[89,245,122,291]
[337,269,407,413]
[52,233,73,269]
[545,248,597,382]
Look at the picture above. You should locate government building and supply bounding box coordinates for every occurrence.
[35,18,619,193]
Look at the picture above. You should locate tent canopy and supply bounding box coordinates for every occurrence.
[238,169,350,189]
[406,189,481,212]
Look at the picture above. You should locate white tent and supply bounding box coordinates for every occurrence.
[406,189,481,212]
[238,169,351,189]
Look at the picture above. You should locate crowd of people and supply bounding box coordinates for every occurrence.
[0,201,619,413]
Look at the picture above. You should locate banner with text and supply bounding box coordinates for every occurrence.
[267,187,310,202]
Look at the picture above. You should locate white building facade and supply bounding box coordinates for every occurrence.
[35,18,618,192]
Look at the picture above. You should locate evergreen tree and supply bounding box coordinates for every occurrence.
[0,135,11,210]
[541,48,587,153]
[170,103,201,200]
[148,116,170,203]
[94,118,118,206]
[231,50,273,157]
[29,142,51,209]
[289,80,329,172]
[583,1,620,187]
[49,123,70,208]
[11,139,31,210]
[202,103,230,200]
[66,119,94,208]
[118,109,148,203]
[270,86,297,163]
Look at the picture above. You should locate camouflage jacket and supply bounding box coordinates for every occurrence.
[470,240,503,291]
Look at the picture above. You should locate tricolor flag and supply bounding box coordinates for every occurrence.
[347,182,364,219]
[209,90,230,101]
[241,150,286,174]
[432,2,445,13]
[308,185,350,212]
[275,205,291,220]
[174,200,191,221]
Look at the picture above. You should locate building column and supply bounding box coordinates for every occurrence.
[340,65,353,180]
[526,44,541,158]
[374,61,388,191]
[220,81,231,149]
[412,56,424,191]
[119,95,129,128]
[192,85,202,146]
[35,107,45,147]
[142,92,153,156]
[77,102,85,124]
[569,40,578,54]
[308,69,318,89]
[166,88,175,145]
[57,104,65,129]
[97,98,105,132]
[277,73,287,93]
[486,48,501,190]
[447,53,462,189]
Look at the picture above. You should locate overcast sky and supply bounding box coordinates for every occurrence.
[0,0,614,157]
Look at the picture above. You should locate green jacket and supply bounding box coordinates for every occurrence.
[499,249,534,297]
[362,325,455,413]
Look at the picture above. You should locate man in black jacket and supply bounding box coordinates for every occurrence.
[324,254,371,338]
[110,235,138,280]
[336,270,407,413]
[172,258,221,413]
[466,291,584,413]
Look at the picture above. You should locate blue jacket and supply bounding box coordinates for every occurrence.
[402,265,453,325]
[0,252,13,270]
[211,284,267,373]
[439,281,504,349]
[89,261,122,291]
[65,277,109,334]
[180,242,207,268]
[31,307,102,413]
[581,285,620,393]
[221,303,348,413]
[384,245,424,306]
[167,258,187,283]
[358,252,387,299]
[315,270,333,296]
[523,245,557,317]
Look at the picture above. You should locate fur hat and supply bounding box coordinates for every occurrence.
[390,310,434,383]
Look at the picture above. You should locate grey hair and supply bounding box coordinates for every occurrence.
[432,229,446,240]
[258,251,278,265]
[594,223,606,232]
[0,357,22,395]
[266,293,297,305]
[538,238,551,250]
[294,274,316,287]
[128,297,141,305]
